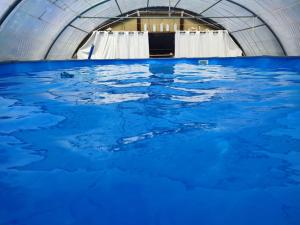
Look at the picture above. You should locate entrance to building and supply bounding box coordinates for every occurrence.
[148,32,175,58]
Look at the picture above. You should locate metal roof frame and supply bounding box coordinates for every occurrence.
[0,0,22,27]
[0,0,288,58]
[44,0,112,59]
[71,7,246,57]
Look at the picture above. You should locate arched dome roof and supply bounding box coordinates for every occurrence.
[0,0,299,61]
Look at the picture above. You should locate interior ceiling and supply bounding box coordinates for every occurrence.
[0,0,299,61]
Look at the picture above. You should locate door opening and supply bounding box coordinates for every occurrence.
[148,32,175,58]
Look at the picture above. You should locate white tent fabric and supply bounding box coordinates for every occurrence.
[0,0,299,60]
[77,31,149,59]
[175,30,243,58]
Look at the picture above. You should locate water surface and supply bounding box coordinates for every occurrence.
[0,58,300,225]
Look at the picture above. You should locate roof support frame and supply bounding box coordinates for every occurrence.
[79,15,257,19]
[0,0,23,28]
[0,0,287,58]
[69,4,287,56]
[54,0,287,59]
[69,24,89,33]
[44,0,111,59]
[230,24,266,34]
[183,11,223,30]
[72,7,246,57]
[225,0,287,55]
[99,9,225,30]
[71,5,285,58]
[0,0,280,59]
[97,10,138,30]
[174,0,182,8]
[114,0,123,14]
[199,0,223,15]
[195,0,287,55]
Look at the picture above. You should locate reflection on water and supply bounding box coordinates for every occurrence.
[41,62,233,106]
[0,60,300,225]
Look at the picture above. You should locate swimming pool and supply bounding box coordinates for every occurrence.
[0,57,300,225]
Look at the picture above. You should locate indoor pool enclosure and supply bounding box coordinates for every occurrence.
[0,1,300,225]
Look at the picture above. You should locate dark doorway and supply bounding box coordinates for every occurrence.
[149,32,175,58]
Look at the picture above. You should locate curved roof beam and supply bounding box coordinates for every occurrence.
[226,0,287,56]
[45,0,287,59]
[44,0,111,59]
[69,7,225,57]
[71,7,246,57]
[177,0,287,55]
[199,0,223,15]
[0,0,289,58]
[174,0,183,8]
[114,0,123,14]
[0,0,23,27]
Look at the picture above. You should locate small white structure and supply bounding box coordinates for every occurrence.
[153,24,157,32]
[160,23,164,32]
[174,23,178,31]
[166,24,170,32]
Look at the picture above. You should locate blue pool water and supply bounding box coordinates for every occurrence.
[0,57,300,225]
